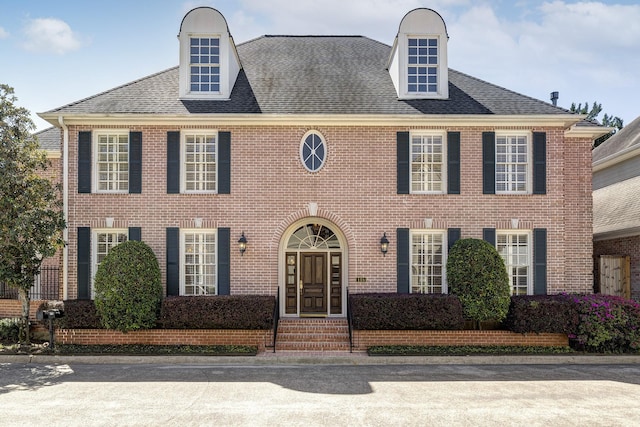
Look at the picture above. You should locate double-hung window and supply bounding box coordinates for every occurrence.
[183,132,217,193]
[181,230,217,295]
[95,132,129,192]
[410,230,446,294]
[497,231,532,295]
[495,133,530,194]
[407,37,438,94]
[190,37,220,93]
[411,133,445,193]
[91,229,128,297]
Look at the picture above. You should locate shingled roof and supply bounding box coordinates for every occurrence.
[34,126,60,151]
[43,36,571,117]
[592,115,640,163]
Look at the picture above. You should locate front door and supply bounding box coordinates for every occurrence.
[300,253,327,315]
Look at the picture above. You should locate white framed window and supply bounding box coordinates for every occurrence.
[94,131,129,193]
[497,231,532,295]
[189,37,220,93]
[91,229,128,297]
[181,229,217,296]
[407,36,439,94]
[410,230,447,294]
[410,132,446,193]
[496,132,531,194]
[300,131,327,173]
[182,132,217,193]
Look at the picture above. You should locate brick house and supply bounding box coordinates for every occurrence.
[37,7,604,319]
[593,115,640,299]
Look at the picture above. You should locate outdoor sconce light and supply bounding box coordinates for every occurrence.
[380,232,389,256]
[238,232,247,256]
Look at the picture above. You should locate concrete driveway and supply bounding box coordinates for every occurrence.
[2,358,640,426]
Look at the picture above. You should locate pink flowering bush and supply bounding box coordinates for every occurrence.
[566,294,640,353]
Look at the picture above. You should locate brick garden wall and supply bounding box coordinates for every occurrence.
[594,235,640,300]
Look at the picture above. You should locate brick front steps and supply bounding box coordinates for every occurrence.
[53,317,568,353]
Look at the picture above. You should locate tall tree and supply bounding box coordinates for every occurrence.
[570,101,624,148]
[0,84,65,344]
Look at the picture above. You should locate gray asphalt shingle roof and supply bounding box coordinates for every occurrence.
[593,175,640,237]
[35,126,60,151]
[592,115,640,163]
[43,35,572,117]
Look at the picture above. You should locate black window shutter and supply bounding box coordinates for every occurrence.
[533,132,547,195]
[78,131,92,194]
[128,227,142,242]
[129,131,142,194]
[166,228,180,296]
[448,228,461,251]
[533,228,547,295]
[397,132,410,194]
[447,132,460,195]
[482,132,496,194]
[167,131,180,194]
[217,227,231,295]
[218,132,231,194]
[77,227,91,299]
[483,228,496,246]
[396,228,410,293]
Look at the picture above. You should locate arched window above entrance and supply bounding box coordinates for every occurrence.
[287,224,340,249]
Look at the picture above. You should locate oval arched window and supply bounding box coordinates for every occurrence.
[300,131,326,172]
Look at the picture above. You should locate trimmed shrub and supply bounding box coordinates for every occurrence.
[158,296,275,330]
[447,238,511,327]
[0,318,20,342]
[58,300,103,329]
[505,295,579,334]
[349,293,466,330]
[566,294,640,353]
[94,241,162,332]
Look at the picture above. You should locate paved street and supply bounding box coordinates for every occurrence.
[2,360,640,426]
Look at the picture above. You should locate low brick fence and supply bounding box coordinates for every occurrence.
[0,300,47,319]
[55,329,273,351]
[352,330,568,350]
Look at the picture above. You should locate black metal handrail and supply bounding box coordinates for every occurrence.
[0,267,60,300]
[346,286,353,353]
[271,287,280,353]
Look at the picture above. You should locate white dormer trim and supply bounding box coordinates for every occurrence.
[178,7,241,100]
[388,8,449,100]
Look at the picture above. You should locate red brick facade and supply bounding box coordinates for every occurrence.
[62,123,594,303]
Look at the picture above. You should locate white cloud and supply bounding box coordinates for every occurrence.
[22,18,83,54]
[0,27,8,39]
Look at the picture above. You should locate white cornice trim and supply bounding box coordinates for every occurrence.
[593,144,640,172]
[45,149,61,159]
[594,226,640,242]
[564,124,613,139]
[40,113,585,128]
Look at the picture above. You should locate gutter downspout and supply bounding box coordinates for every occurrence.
[58,116,69,300]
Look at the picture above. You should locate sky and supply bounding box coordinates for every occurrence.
[1,0,639,131]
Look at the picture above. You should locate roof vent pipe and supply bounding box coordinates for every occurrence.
[550,91,559,106]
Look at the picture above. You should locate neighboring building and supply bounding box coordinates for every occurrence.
[593,115,640,299]
[38,7,604,317]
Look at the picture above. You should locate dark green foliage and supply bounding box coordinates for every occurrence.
[94,241,162,332]
[158,296,275,330]
[505,295,579,334]
[349,293,466,330]
[56,344,257,355]
[58,300,102,329]
[0,318,20,342]
[367,345,573,356]
[447,238,511,327]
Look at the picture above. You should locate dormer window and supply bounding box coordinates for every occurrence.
[190,37,221,93]
[388,8,449,100]
[178,7,240,100]
[407,37,438,94]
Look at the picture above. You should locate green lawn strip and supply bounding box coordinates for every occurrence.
[55,344,258,356]
[367,345,576,356]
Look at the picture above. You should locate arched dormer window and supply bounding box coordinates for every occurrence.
[388,8,449,100]
[178,7,241,100]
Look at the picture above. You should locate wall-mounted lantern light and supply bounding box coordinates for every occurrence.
[380,232,389,256]
[238,232,247,256]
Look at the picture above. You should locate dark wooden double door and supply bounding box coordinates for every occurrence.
[285,252,342,316]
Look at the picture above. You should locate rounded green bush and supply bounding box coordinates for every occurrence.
[94,241,162,332]
[446,238,511,327]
